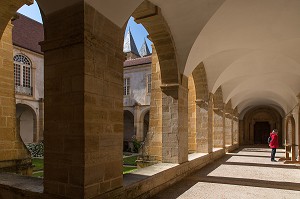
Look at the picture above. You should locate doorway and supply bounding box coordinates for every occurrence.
[254,122,270,144]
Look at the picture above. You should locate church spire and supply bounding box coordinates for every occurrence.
[123,27,140,57]
[139,38,151,57]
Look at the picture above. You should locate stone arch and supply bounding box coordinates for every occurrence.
[132,0,180,85]
[16,103,38,143]
[213,87,224,110]
[0,0,32,37]
[242,106,282,145]
[192,62,209,101]
[285,115,296,161]
[0,4,33,174]
[189,62,210,153]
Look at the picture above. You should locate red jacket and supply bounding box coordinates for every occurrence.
[269,132,279,148]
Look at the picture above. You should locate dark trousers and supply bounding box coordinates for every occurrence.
[271,148,276,160]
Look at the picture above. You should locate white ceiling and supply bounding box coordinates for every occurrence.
[36,0,300,115]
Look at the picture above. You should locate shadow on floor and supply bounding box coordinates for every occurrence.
[151,147,300,199]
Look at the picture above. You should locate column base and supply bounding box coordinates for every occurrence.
[136,155,159,169]
[0,158,33,176]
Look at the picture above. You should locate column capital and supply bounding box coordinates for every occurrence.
[160,83,180,91]
[195,99,207,105]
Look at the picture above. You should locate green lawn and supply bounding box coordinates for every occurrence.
[31,156,138,178]
[123,155,138,166]
[32,158,44,171]
[123,166,137,174]
[32,171,44,177]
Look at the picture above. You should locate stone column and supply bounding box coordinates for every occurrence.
[298,105,300,161]
[0,22,31,174]
[208,93,214,150]
[41,3,123,198]
[225,113,233,146]
[140,46,162,162]
[134,105,143,141]
[161,81,188,164]
[38,98,44,141]
[213,108,225,148]
[233,113,239,145]
[195,100,212,153]
[188,76,196,153]
[239,120,244,145]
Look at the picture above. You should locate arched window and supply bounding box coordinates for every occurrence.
[14,54,32,95]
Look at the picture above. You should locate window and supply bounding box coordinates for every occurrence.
[13,54,32,96]
[124,78,130,96]
[14,54,31,88]
[147,74,151,93]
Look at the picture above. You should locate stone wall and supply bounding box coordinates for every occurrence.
[0,22,31,174]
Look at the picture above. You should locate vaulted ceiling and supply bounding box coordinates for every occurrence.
[36,0,300,115]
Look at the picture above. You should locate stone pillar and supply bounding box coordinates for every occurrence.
[208,93,214,150]
[213,108,225,148]
[41,3,123,198]
[298,105,300,161]
[134,105,143,141]
[38,98,44,141]
[140,46,162,162]
[239,120,244,145]
[224,113,233,146]
[188,75,196,153]
[195,99,212,153]
[161,79,188,164]
[0,22,31,174]
[233,112,239,145]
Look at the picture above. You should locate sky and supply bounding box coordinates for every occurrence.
[17,0,152,53]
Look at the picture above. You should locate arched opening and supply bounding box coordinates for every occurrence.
[254,121,270,144]
[189,62,211,153]
[242,106,283,145]
[123,110,135,152]
[16,103,37,144]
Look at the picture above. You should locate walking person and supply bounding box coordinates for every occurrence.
[269,129,279,162]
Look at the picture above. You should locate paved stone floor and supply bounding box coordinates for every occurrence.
[152,146,300,199]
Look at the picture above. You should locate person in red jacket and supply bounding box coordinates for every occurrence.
[269,129,279,162]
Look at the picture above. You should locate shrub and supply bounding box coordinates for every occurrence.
[26,142,44,157]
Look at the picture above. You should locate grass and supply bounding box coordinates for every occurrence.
[32,158,44,171]
[123,155,138,166]
[32,171,44,178]
[30,155,138,178]
[123,166,137,174]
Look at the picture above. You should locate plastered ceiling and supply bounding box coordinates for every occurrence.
[36,0,300,115]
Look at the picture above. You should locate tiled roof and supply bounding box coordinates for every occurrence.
[124,55,152,67]
[12,13,44,54]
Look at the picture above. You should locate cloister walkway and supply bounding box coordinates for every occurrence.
[152,146,300,199]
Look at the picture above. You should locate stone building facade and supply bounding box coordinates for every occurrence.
[12,13,44,144]
[123,29,151,151]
